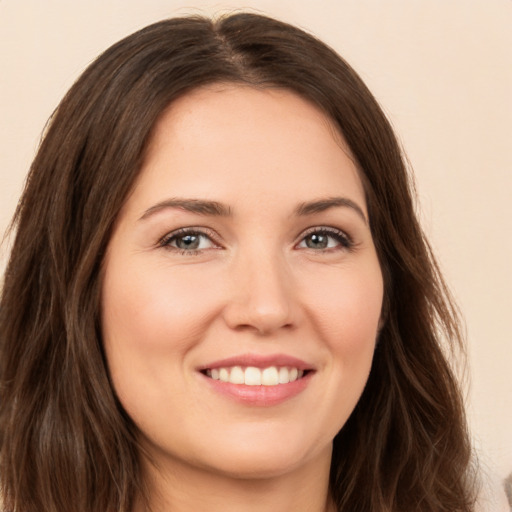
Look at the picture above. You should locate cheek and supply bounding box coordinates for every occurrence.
[100,260,225,427]
[304,261,384,351]
[288,261,383,444]
[101,260,224,356]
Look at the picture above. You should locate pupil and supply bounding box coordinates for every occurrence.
[177,234,199,250]
[307,233,327,249]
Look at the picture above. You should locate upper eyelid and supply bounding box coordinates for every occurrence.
[300,225,349,235]
[297,225,352,241]
[158,226,221,247]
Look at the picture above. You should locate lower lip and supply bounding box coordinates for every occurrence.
[200,372,313,406]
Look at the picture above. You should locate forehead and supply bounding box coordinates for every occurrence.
[148,83,352,161]
[130,84,366,215]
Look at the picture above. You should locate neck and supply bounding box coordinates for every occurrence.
[134,445,335,512]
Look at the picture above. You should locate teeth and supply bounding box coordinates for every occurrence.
[219,368,229,382]
[279,367,289,384]
[244,367,261,385]
[229,366,244,384]
[206,366,306,386]
[261,367,279,386]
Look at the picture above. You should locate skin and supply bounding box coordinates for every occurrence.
[101,85,384,512]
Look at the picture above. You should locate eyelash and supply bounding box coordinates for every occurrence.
[158,227,220,255]
[298,226,354,252]
[158,226,354,255]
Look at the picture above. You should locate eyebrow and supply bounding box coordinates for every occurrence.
[139,198,232,220]
[139,196,367,223]
[295,197,368,224]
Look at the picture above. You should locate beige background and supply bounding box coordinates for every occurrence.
[1,0,511,483]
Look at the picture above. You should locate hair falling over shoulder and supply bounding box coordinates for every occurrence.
[0,12,477,512]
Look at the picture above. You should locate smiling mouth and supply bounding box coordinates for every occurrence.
[201,366,310,386]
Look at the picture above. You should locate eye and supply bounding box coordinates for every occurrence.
[296,227,352,251]
[159,228,218,253]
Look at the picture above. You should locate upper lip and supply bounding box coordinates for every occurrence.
[198,353,314,371]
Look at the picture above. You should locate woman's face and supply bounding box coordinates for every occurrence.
[101,85,383,480]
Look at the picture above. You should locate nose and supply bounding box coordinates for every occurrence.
[222,250,298,336]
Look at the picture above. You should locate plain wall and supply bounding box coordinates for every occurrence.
[1,0,511,483]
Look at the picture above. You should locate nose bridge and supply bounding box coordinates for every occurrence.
[224,241,296,334]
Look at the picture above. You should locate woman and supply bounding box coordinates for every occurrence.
[0,12,476,512]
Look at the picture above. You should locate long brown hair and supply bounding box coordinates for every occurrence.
[0,13,475,511]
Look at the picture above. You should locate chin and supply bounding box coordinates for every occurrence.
[187,428,333,480]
